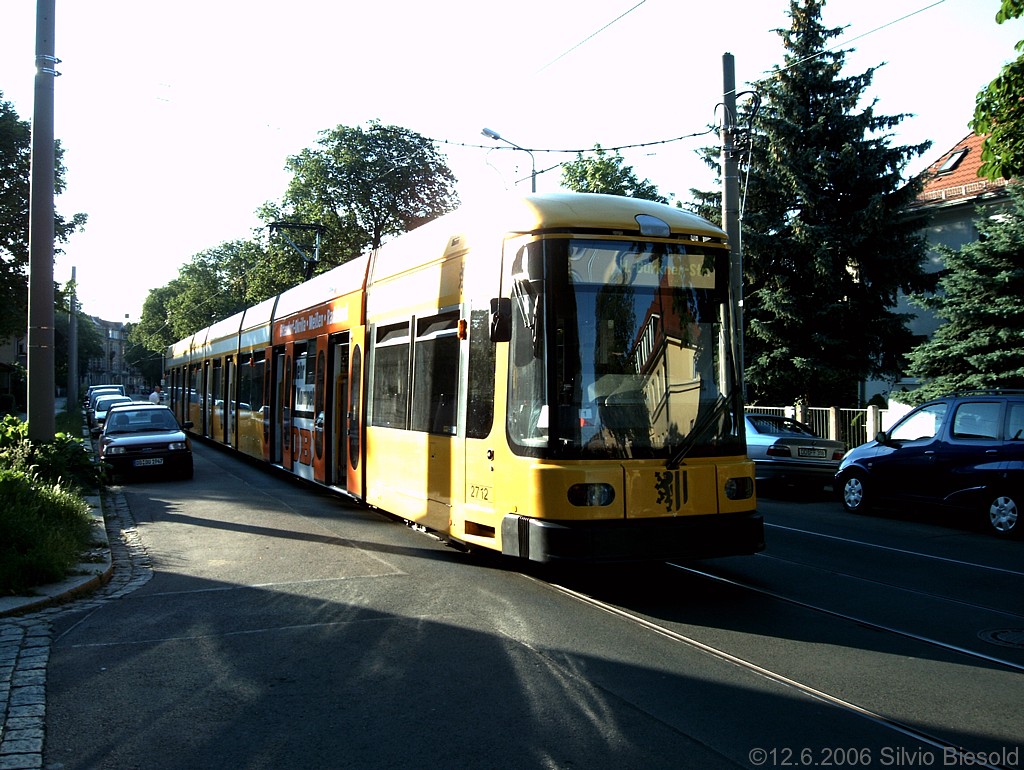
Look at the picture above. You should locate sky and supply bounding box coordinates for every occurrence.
[1,0,1021,323]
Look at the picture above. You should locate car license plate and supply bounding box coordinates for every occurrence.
[798,447,827,458]
[133,458,164,467]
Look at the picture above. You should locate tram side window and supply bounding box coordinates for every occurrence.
[211,360,223,411]
[293,345,315,417]
[411,312,460,435]
[467,309,495,439]
[189,366,201,406]
[237,352,266,413]
[370,322,410,429]
[251,353,266,412]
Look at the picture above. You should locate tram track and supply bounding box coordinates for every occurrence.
[666,560,1024,674]
[541,577,1016,770]
[747,549,1024,623]
[764,522,1024,578]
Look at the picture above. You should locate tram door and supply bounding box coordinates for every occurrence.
[271,349,286,465]
[329,334,349,488]
[203,361,212,437]
[460,306,500,545]
[281,344,295,472]
[225,356,235,448]
[347,337,365,499]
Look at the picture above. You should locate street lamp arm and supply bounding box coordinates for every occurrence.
[480,127,537,193]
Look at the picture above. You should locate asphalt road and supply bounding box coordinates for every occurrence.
[40,444,1024,770]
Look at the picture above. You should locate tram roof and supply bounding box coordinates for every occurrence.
[494,192,726,239]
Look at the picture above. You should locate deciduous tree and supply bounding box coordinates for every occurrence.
[134,121,459,363]
[281,121,458,254]
[972,0,1024,180]
[0,92,86,339]
[132,240,259,353]
[560,145,666,202]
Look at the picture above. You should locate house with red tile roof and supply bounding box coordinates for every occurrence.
[907,132,1014,336]
[866,133,1015,401]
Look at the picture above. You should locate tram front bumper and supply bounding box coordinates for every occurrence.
[500,511,765,564]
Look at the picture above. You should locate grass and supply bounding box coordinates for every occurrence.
[0,411,103,595]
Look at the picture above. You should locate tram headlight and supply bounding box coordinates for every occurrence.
[567,483,616,507]
[724,477,754,500]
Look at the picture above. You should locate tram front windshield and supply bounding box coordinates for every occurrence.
[507,238,743,460]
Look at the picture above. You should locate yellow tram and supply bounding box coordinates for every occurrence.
[165,192,764,563]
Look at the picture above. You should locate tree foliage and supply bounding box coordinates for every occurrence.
[972,0,1024,181]
[282,121,458,252]
[904,184,1024,401]
[131,240,261,353]
[53,285,105,388]
[560,145,667,202]
[697,0,932,406]
[132,122,460,360]
[0,92,87,339]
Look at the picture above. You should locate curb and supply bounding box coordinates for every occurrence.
[0,495,113,619]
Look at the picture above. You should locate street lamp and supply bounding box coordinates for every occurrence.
[481,127,536,192]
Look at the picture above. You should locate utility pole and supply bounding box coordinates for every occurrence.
[27,0,57,441]
[67,266,78,406]
[720,52,744,399]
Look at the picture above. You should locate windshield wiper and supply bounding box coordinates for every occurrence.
[666,393,733,470]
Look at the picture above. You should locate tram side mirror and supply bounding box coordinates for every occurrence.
[490,298,512,342]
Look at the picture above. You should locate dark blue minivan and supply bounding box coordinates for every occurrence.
[835,391,1024,538]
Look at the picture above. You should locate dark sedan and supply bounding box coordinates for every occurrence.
[98,403,194,480]
[745,413,846,492]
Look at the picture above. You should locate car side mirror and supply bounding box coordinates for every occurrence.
[875,430,889,445]
[183,421,194,429]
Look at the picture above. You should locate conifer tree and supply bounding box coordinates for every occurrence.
[904,185,1024,400]
[694,0,932,406]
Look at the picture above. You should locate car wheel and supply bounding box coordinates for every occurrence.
[985,492,1022,539]
[840,471,870,513]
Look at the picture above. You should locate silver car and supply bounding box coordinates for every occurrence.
[745,413,846,492]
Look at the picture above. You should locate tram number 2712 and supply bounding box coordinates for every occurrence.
[470,485,493,501]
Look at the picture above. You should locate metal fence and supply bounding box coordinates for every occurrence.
[745,404,891,450]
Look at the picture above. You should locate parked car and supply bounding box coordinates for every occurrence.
[98,403,194,480]
[83,384,124,407]
[835,390,1024,538]
[90,394,134,434]
[86,386,126,423]
[745,413,846,491]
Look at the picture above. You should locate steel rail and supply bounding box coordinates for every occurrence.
[541,577,1013,770]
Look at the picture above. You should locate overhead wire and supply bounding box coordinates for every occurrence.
[374,0,956,190]
[536,0,649,74]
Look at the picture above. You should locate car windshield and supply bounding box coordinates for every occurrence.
[106,410,179,433]
[749,416,816,437]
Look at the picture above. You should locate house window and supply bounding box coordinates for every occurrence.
[937,149,967,174]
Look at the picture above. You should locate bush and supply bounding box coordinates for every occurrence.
[0,413,103,594]
[0,414,103,491]
[0,469,95,594]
